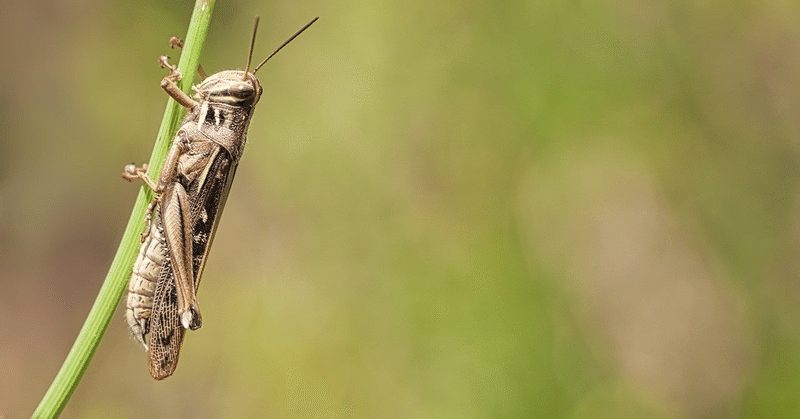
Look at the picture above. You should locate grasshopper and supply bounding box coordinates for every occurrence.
[123,16,318,380]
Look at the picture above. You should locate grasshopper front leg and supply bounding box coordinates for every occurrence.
[158,56,199,110]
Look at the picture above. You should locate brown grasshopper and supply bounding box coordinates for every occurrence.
[123,16,318,380]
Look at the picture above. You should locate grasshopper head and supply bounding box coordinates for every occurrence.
[195,71,262,107]
[194,16,316,109]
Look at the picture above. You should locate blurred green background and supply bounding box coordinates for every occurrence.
[1,0,799,417]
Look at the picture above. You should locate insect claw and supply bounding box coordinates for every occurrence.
[157,55,170,68]
[165,39,207,79]
[122,163,148,182]
[121,164,136,182]
[169,36,184,49]
[121,163,158,190]
[158,56,182,80]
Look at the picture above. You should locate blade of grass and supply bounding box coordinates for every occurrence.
[31,1,215,417]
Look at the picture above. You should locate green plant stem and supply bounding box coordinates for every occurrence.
[31,1,215,417]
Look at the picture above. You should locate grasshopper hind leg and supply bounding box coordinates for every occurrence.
[160,182,203,331]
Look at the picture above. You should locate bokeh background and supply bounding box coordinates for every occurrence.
[1,0,799,417]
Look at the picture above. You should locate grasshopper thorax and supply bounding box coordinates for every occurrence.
[195,70,262,108]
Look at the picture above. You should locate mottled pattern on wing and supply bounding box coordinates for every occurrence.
[147,255,184,379]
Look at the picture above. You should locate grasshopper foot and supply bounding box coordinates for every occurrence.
[122,163,148,182]
[122,163,158,191]
[158,56,182,82]
[169,36,184,49]
[166,37,207,79]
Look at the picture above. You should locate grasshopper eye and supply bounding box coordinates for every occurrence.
[230,83,255,98]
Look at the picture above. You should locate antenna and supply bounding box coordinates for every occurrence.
[252,17,319,74]
[242,16,260,79]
